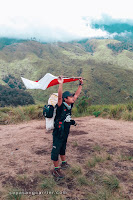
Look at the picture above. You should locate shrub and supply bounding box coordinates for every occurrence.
[76,96,90,113]
[93,111,101,117]
[0,84,35,107]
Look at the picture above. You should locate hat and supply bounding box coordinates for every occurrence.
[62,91,73,99]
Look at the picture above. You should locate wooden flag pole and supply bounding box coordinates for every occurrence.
[62,76,86,80]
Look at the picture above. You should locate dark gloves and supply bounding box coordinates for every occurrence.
[70,120,77,126]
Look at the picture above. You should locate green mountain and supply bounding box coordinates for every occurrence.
[0,38,133,105]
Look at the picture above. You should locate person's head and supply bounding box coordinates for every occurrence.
[62,91,74,105]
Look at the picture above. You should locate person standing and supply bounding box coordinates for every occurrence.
[51,76,83,180]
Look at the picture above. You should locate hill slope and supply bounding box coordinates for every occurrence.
[0,38,133,105]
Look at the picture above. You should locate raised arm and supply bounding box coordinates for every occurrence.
[73,78,83,102]
[58,76,64,107]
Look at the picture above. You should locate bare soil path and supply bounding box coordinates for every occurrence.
[0,116,133,199]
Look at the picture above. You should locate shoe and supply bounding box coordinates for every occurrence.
[52,168,64,180]
[60,162,70,170]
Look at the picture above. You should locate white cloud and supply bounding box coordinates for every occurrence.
[0,0,133,42]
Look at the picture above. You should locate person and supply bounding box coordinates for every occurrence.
[51,76,83,180]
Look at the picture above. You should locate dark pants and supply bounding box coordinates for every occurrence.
[51,124,70,161]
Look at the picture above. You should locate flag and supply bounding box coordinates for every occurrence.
[21,73,79,90]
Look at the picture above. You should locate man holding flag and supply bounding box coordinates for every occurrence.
[51,76,83,180]
[21,73,83,179]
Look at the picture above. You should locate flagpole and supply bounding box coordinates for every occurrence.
[62,76,86,80]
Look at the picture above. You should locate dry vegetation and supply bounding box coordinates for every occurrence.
[0,117,133,200]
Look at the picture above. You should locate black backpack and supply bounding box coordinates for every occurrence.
[43,105,55,118]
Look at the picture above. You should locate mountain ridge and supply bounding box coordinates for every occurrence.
[0,38,133,105]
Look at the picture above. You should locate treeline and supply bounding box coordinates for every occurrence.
[0,84,34,107]
[0,74,34,107]
[0,37,27,50]
[108,41,133,53]
[3,74,25,90]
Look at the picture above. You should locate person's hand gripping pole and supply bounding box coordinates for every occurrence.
[57,76,64,107]
[79,77,83,86]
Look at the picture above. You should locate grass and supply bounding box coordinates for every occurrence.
[3,153,131,200]
[1,101,133,125]
[77,176,89,186]
[70,165,82,175]
[102,175,120,192]
[40,177,57,190]
[73,101,133,121]
[87,155,104,168]
[87,190,109,200]
[72,141,78,147]
[7,190,22,200]
[119,154,133,161]
[0,104,44,124]
[93,145,103,152]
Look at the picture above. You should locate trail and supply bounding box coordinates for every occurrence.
[0,116,133,199]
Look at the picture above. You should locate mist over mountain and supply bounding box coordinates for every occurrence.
[89,15,133,41]
[2,15,133,43]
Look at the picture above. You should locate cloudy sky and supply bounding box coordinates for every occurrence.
[0,0,133,42]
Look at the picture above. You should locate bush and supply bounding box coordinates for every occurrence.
[0,84,35,107]
[93,111,101,117]
[0,104,44,124]
[76,96,90,113]
[126,102,133,111]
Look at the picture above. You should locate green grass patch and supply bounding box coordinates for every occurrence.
[120,154,133,161]
[40,177,57,190]
[72,141,78,147]
[93,145,102,152]
[87,156,104,168]
[70,165,82,176]
[72,101,133,121]
[0,104,44,124]
[93,111,101,117]
[7,190,22,200]
[102,175,120,192]
[77,176,89,186]
[106,154,113,161]
[87,190,109,200]
[1,101,133,125]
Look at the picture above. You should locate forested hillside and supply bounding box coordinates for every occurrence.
[0,38,133,106]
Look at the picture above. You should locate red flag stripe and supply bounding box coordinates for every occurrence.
[47,78,79,88]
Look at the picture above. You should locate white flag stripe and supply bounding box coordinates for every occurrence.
[21,77,42,89]
[21,73,56,90]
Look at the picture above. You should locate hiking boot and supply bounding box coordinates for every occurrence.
[52,168,64,180]
[60,162,70,170]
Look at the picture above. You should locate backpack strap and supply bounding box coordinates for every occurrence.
[54,103,67,127]
[59,103,67,121]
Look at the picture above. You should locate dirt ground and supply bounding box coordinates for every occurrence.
[0,116,133,199]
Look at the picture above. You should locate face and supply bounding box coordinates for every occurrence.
[64,96,74,105]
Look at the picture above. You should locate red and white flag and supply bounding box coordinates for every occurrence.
[21,73,79,90]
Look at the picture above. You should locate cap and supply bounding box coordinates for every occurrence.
[62,91,73,99]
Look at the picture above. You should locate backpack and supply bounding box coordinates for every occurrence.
[43,105,54,118]
[43,93,58,131]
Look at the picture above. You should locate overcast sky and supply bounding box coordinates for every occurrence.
[0,0,133,42]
